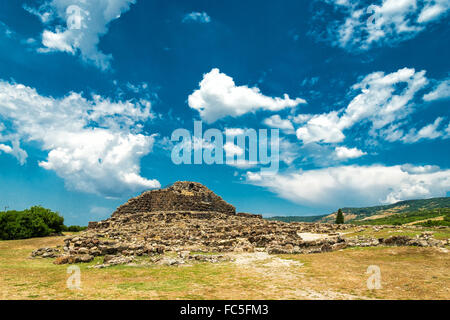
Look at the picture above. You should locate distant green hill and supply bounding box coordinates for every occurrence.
[325,197,450,224]
[351,208,450,226]
[266,197,450,225]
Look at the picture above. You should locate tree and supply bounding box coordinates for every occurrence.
[28,206,64,233]
[335,208,344,224]
[0,206,65,240]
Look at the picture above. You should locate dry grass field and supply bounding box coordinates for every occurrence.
[0,234,448,300]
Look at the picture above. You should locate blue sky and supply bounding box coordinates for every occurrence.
[0,0,449,225]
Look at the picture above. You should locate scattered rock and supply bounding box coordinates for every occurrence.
[53,254,94,265]
[31,181,448,264]
[31,247,61,258]
[156,257,185,266]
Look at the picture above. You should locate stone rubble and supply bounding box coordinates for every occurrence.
[31,247,61,258]
[31,181,449,266]
[90,255,135,268]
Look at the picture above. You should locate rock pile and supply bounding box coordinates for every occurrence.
[64,211,352,256]
[31,247,61,258]
[31,181,449,266]
[345,231,449,248]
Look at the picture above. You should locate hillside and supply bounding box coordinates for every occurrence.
[266,215,327,223]
[267,197,450,224]
[352,208,450,226]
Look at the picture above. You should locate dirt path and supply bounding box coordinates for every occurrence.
[296,232,330,241]
[230,251,371,300]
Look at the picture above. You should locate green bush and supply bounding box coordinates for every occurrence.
[416,218,450,227]
[61,225,87,232]
[0,206,65,240]
[27,206,65,234]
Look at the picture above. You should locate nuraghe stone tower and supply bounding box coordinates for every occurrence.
[32,181,364,265]
[111,181,236,217]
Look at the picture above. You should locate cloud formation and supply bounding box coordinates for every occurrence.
[335,146,367,159]
[182,12,211,24]
[188,68,306,123]
[423,79,450,101]
[296,67,428,144]
[222,127,297,168]
[263,115,295,133]
[246,164,450,208]
[28,0,136,70]
[0,144,13,154]
[317,0,450,50]
[401,117,446,143]
[0,79,160,197]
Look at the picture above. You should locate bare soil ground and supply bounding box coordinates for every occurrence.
[0,235,448,300]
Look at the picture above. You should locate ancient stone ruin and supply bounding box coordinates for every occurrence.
[32,181,449,267]
[112,181,236,217]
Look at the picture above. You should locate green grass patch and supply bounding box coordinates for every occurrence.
[344,227,450,240]
[353,208,450,226]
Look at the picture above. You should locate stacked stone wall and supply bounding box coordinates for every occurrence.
[112,181,236,217]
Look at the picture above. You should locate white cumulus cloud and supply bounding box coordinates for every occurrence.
[296,111,345,144]
[0,144,13,154]
[263,115,295,133]
[246,164,450,208]
[0,79,160,197]
[335,146,367,159]
[296,67,428,144]
[224,142,244,157]
[188,68,306,123]
[29,0,136,71]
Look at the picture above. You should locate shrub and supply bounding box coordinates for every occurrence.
[61,225,87,232]
[416,219,450,227]
[0,207,65,240]
[27,206,65,234]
